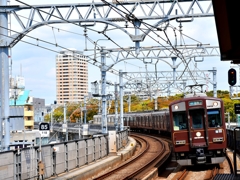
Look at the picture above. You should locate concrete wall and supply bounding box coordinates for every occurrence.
[0,129,128,180]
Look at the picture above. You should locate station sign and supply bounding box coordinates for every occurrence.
[39,122,50,130]
[39,122,50,137]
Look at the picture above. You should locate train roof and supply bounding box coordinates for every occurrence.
[169,94,223,106]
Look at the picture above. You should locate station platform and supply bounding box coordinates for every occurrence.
[47,137,137,180]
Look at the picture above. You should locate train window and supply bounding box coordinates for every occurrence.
[207,109,222,127]
[173,111,187,131]
[190,109,204,129]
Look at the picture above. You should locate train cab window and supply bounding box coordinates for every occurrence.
[190,109,204,129]
[173,112,187,131]
[207,109,222,128]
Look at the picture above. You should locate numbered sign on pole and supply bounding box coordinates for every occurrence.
[39,122,50,137]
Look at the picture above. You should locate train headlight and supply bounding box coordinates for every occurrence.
[174,105,179,110]
[217,151,221,154]
[213,102,218,106]
[215,129,222,133]
[180,153,185,156]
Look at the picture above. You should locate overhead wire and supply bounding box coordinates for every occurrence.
[11,13,102,50]
[0,25,124,78]
[100,0,187,90]
[115,0,206,91]
[14,0,149,76]
[15,0,184,75]
[137,0,204,83]
[12,0,202,93]
[101,0,194,81]
[107,0,201,83]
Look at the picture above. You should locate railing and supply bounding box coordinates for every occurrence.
[0,129,129,179]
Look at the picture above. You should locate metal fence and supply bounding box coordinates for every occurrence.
[0,130,129,180]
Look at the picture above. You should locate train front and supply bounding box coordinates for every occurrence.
[169,94,227,166]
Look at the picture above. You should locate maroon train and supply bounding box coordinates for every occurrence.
[93,93,227,166]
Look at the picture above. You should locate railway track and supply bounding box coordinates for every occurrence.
[93,133,171,180]
[169,167,219,180]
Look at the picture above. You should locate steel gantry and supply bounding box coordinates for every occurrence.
[87,45,220,68]
[1,0,214,47]
[1,0,214,149]
[121,68,217,95]
[117,67,217,129]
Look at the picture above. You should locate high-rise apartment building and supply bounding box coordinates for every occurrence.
[56,49,88,104]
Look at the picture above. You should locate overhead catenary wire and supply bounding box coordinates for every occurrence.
[10,12,102,50]
[101,0,199,83]
[0,26,123,78]
[113,0,204,88]
[15,0,183,69]
[101,0,178,53]
[101,0,194,80]
[11,0,204,91]
[102,0,199,54]
[14,0,150,73]
[14,0,198,78]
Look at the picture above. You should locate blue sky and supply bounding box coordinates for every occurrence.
[8,0,233,104]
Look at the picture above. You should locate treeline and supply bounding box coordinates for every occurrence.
[44,90,238,123]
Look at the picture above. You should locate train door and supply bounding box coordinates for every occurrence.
[189,109,207,147]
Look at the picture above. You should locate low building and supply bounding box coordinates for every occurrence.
[10,90,34,130]
[33,98,45,122]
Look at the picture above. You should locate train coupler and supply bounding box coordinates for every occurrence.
[196,156,206,164]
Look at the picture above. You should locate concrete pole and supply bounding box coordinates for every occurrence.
[50,105,53,132]
[63,103,68,141]
[133,20,141,55]
[114,83,118,131]
[101,48,108,134]
[182,81,186,96]
[84,95,87,124]
[154,97,158,111]
[0,0,10,151]
[119,70,124,131]
[167,82,171,96]
[212,67,217,98]
[98,98,101,115]
[172,57,177,83]
[128,93,131,112]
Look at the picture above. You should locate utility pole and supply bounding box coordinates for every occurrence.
[114,83,118,131]
[84,95,87,124]
[128,93,131,112]
[0,0,10,151]
[101,47,108,134]
[119,70,124,131]
[63,103,68,141]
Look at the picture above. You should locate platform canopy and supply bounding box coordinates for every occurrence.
[212,0,240,64]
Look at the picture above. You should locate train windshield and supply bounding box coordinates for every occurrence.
[189,109,204,129]
[207,109,222,127]
[173,111,187,131]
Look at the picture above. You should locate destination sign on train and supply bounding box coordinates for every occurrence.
[189,101,202,106]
